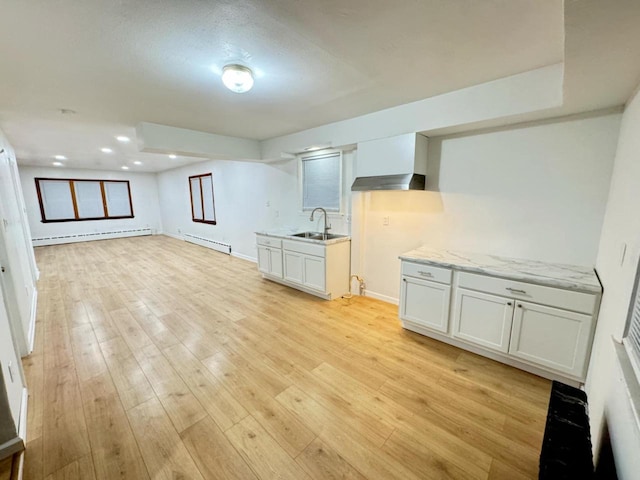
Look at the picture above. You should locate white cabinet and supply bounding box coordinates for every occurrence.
[256,234,350,300]
[283,250,326,291]
[509,301,592,378]
[398,259,600,383]
[400,276,451,333]
[452,288,515,353]
[256,235,283,278]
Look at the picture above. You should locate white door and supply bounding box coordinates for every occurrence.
[283,251,304,284]
[303,255,325,291]
[400,276,451,333]
[453,288,515,353]
[0,285,24,429]
[257,246,271,274]
[509,301,593,377]
[268,248,283,278]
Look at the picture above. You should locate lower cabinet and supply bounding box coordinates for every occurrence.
[256,235,349,300]
[400,276,450,333]
[283,250,326,291]
[509,301,592,378]
[399,260,600,383]
[257,245,283,278]
[452,288,515,353]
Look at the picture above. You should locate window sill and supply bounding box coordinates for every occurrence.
[614,339,640,431]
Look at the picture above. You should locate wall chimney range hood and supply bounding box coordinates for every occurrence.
[351,133,428,191]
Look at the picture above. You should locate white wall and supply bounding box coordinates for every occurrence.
[585,87,640,479]
[353,112,621,303]
[157,152,354,261]
[18,166,163,242]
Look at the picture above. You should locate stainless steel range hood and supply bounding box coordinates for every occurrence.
[351,173,425,191]
[351,133,428,191]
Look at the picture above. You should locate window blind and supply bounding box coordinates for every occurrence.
[104,181,132,217]
[302,152,341,212]
[40,180,76,220]
[74,181,104,218]
[626,278,640,369]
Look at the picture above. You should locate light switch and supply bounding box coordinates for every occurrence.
[383,216,390,226]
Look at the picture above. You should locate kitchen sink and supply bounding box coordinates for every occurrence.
[291,231,347,241]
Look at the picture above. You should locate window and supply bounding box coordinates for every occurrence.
[624,258,640,380]
[35,178,133,223]
[189,173,217,225]
[301,151,341,212]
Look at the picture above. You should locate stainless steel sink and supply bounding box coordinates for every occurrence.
[290,231,347,241]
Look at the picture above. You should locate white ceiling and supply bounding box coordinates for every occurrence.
[2,1,640,173]
[1,0,565,171]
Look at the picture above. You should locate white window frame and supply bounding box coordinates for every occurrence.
[623,256,640,382]
[299,150,343,214]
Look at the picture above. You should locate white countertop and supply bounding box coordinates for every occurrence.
[256,230,351,246]
[399,246,601,293]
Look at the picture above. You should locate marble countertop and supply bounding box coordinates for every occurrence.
[399,246,601,293]
[256,230,351,246]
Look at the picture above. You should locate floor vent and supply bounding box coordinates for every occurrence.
[184,233,231,255]
[32,228,152,246]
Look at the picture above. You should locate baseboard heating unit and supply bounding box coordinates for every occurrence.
[32,227,153,247]
[184,233,231,255]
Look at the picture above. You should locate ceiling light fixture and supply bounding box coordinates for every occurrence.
[121,165,129,170]
[116,136,130,143]
[101,147,113,153]
[168,154,177,159]
[54,154,67,160]
[52,161,63,166]
[221,64,254,93]
[133,161,142,165]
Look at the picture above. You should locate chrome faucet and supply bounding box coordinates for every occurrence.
[310,207,331,237]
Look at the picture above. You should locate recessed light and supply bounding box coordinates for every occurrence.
[54,154,67,160]
[101,147,113,153]
[116,136,130,143]
[221,64,254,93]
[52,161,63,166]
[121,165,129,170]
[169,154,177,159]
[133,161,142,165]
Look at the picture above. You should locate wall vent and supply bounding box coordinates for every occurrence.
[32,228,152,247]
[184,233,231,255]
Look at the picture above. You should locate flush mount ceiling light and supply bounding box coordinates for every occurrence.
[221,64,254,93]
[168,154,177,159]
[54,154,67,160]
[116,136,130,143]
[101,147,113,153]
[133,161,142,165]
[52,161,63,166]
[121,165,129,170]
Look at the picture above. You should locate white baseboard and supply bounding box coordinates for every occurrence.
[231,251,256,263]
[364,290,399,305]
[162,232,184,241]
[28,289,37,354]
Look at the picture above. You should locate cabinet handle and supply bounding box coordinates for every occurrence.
[506,287,527,294]
[507,302,512,306]
[403,278,406,282]
[517,304,523,308]
[418,271,433,277]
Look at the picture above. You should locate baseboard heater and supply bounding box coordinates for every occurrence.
[184,233,231,255]
[539,381,594,479]
[32,227,152,247]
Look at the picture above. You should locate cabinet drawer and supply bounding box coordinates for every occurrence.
[282,239,325,257]
[401,262,452,285]
[456,271,596,314]
[256,236,282,249]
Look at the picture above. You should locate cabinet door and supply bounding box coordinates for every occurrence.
[453,288,514,353]
[509,301,593,377]
[269,248,283,278]
[303,255,326,291]
[400,276,451,333]
[257,245,271,274]
[283,250,304,284]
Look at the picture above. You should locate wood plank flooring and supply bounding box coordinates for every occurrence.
[21,235,550,479]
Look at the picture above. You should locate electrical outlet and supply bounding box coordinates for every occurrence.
[266,200,271,207]
[383,216,390,226]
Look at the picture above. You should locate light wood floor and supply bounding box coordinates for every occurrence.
[20,235,550,480]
